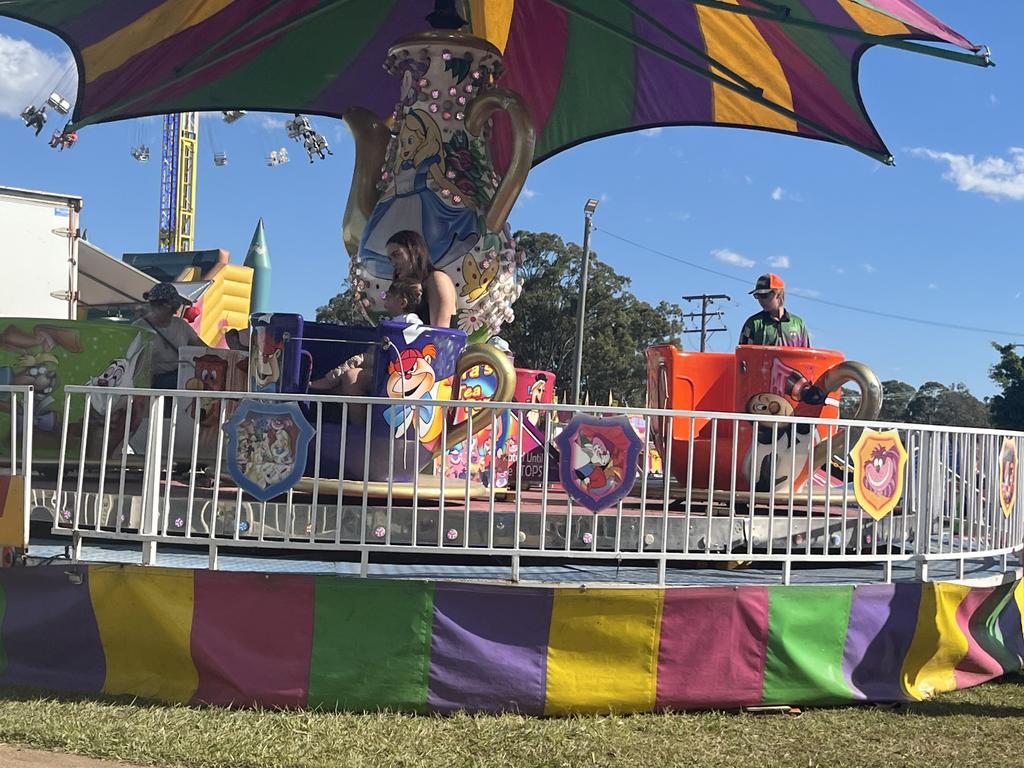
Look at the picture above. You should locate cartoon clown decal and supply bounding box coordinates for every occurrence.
[852,429,908,521]
[383,342,438,438]
[999,436,1018,519]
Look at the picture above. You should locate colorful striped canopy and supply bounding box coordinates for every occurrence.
[2,0,988,164]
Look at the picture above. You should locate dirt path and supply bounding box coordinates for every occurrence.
[0,744,151,767]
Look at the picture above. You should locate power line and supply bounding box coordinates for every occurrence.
[596,228,1024,339]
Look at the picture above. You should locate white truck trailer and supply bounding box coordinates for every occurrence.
[0,185,82,319]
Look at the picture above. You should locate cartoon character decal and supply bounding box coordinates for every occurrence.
[741,390,818,491]
[739,358,835,492]
[87,332,146,389]
[383,342,438,438]
[359,108,479,277]
[223,401,315,501]
[522,371,553,429]
[91,359,128,388]
[852,429,908,520]
[249,317,284,393]
[460,252,498,303]
[0,323,82,432]
[555,415,643,513]
[441,363,539,488]
[572,433,618,493]
[527,373,549,405]
[999,436,1018,519]
[185,353,233,426]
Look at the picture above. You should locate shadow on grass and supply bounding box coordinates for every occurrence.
[902,701,1024,718]
[0,684,180,711]
[5,679,1024,720]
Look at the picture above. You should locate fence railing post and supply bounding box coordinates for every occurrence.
[140,394,165,566]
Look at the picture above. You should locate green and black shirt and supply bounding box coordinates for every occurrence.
[738,310,811,347]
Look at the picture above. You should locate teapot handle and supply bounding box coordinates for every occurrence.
[341,107,390,257]
[465,88,536,234]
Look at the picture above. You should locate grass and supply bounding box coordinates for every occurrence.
[2,679,1024,768]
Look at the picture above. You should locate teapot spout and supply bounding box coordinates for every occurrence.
[342,107,389,257]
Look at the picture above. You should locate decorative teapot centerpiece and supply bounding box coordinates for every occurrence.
[343,30,536,342]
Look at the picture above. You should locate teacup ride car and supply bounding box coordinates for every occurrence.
[248,313,515,501]
[645,344,882,514]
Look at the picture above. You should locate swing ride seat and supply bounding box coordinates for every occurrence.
[46,92,71,115]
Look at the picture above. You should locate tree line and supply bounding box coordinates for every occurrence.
[317,230,1024,426]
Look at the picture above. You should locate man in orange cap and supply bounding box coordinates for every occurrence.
[738,273,811,347]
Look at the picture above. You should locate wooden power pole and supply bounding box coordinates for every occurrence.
[681,294,730,352]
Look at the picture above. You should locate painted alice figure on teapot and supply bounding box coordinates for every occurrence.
[343,30,535,341]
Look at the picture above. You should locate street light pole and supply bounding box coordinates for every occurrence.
[572,198,599,405]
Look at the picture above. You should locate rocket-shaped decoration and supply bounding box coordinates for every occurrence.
[244,218,271,313]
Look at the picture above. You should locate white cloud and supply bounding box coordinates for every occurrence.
[767,255,790,269]
[833,266,846,275]
[927,283,939,290]
[864,263,877,274]
[639,127,663,137]
[911,146,1024,201]
[712,248,755,268]
[669,211,691,222]
[790,287,821,298]
[260,115,287,131]
[519,187,537,201]
[0,35,75,119]
[770,186,803,202]
[600,193,609,203]
[990,94,998,106]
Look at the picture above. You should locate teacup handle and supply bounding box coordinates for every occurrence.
[430,343,517,460]
[811,360,883,471]
[465,88,536,234]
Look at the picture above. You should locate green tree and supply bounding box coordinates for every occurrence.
[878,379,916,422]
[501,231,683,405]
[990,343,1024,429]
[905,381,990,427]
[839,387,860,419]
[315,281,365,325]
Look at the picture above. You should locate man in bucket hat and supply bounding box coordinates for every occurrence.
[134,283,206,388]
[738,273,811,347]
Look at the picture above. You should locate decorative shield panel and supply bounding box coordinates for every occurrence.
[852,429,908,521]
[554,414,642,513]
[999,436,1018,519]
[223,400,315,502]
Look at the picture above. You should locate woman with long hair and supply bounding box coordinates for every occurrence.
[385,230,456,329]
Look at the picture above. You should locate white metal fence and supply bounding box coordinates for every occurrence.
[0,384,34,545]
[27,385,1024,584]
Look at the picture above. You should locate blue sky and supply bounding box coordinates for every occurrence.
[0,1,1021,398]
